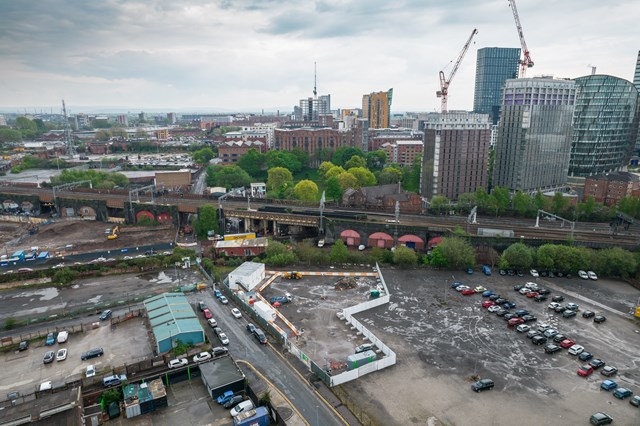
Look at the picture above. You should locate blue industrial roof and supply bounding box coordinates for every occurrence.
[143,293,203,343]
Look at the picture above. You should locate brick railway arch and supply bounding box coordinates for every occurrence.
[398,234,424,250]
[339,229,361,247]
[136,210,155,223]
[368,232,393,249]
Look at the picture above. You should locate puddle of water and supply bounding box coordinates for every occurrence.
[12,287,59,301]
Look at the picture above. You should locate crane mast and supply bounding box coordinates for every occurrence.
[508,0,534,77]
[436,28,478,113]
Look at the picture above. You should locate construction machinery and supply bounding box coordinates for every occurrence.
[508,0,534,77]
[282,271,302,280]
[437,28,478,113]
[107,226,119,240]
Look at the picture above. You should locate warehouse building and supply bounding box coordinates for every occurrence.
[144,293,205,354]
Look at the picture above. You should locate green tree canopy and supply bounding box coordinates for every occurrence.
[393,246,418,267]
[429,195,450,212]
[366,150,387,170]
[95,130,112,141]
[332,146,365,167]
[194,205,218,239]
[318,161,335,179]
[344,155,367,170]
[267,167,293,191]
[330,239,349,263]
[324,165,346,181]
[266,150,302,174]
[347,167,376,187]
[293,179,318,201]
[206,165,251,189]
[512,191,532,216]
[434,237,475,269]
[337,172,359,190]
[326,176,343,200]
[500,242,533,270]
[192,147,215,165]
[237,148,266,179]
[378,167,403,184]
[50,169,129,188]
[0,128,22,142]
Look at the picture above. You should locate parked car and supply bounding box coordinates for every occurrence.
[57,331,69,344]
[514,309,529,317]
[590,359,605,369]
[521,314,537,322]
[544,344,562,354]
[81,347,104,360]
[85,365,96,378]
[253,329,268,344]
[482,290,495,297]
[461,289,476,296]
[99,310,112,321]
[552,334,567,343]
[471,378,494,392]
[568,345,585,355]
[554,305,566,313]
[548,302,561,310]
[537,288,551,295]
[601,366,618,377]
[45,333,56,346]
[543,329,559,338]
[582,311,595,318]
[197,301,207,312]
[600,380,618,391]
[193,352,212,363]
[502,302,517,309]
[613,388,633,399]
[18,340,28,351]
[589,412,613,425]
[560,339,576,349]
[526,330,540,339]
[577,365,594,377]
[223,395,244,409]
[219,296,229,305]
[532,335,547,345]
[482,300,496,308]
[212,346,229,357]
[629,395,640,408]
[537,323,551,332]
[562,310,577,318]
[534,294,547,302]
[578,270,589,280]
[217,390,235,405]
[519,288,531,295]
[203,309,213,319]
[43,350,55,364]
[246,323,256,333]
[207,318,218,328]
[508,318,525,327]
[588,271,598,280]
[552,295,564,302]
[168,358,188,369]
[230,400,255,417]
[530,269,539,277]
[231,308,242,319]
[474,286,486,293]
[516,324,530,333]
[594,315,606,323]
[579,352,594,361]
[457,285,471,292]
[513,284,524,291]
[218,332,230,345]
[56,348,67,361]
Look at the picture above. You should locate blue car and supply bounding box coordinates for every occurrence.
[214,290,222,298]
[451,281,464,289]
[466,268,474,275]
[482,290,495,297]
[45,332,56,346]
[613,388,633,399]
[503,302,517,309]
[216,390,234,405]
[601,380,618,391]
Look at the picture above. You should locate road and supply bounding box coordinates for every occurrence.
[190,289,345,426]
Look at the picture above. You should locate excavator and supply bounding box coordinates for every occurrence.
[107,226,119,240]
[282,271,302,280]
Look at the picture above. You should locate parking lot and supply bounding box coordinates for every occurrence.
[340,269,640,426]
[0,317,152,398]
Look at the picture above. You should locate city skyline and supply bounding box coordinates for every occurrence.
[1,0,638,113]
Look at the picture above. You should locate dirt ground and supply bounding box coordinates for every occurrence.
[0,221,175,255]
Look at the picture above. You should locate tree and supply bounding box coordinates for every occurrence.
[332,146,365,167]
[0,128,22,142]
[535,244,556,271]
[512,191,532,216]
[598,247,636,278]
[366,150,387,170]
[266,150,301,174]
[192,147,215,165]
[500,243,533,270]
[429,195,450,213]
[206,165,251,189]
[337,172,359,190]
[237,148,266,179]
[551,192,570,215]
[402,159,422,193]
[324,165,346,181]
[435,238,475,269]
[318,161,335,179]
[293,180,318,201]
[393,246,418,267]
[378,167,403,184]
[457,192,476,210]
[95,130,112,141]
[344,155,367,170]
[194,205,218,239]
[491,186,511,215]
[330,239,349,263]
[267,167,293,191]
[326,176,343,200]
[348,167,376,187]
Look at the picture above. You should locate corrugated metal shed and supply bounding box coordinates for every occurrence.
[143,293,205,353]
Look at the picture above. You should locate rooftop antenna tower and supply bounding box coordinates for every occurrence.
[61,100,76,158]
[588,64,597,75]
[313,62,317,98]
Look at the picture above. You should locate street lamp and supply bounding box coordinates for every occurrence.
[315,405,319,426]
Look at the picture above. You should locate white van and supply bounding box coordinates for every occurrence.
[230,400,254,417]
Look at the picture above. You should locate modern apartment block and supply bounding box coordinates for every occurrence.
[633,50,640,151]
[473,47,521,125]
[492,77,576,194]
[274,127,351,165]
[381,140,423,167]
[420,111,492,200]
[568,75,639,180]
[296,95,331,121]
[116,114,128,127]
[362,89,393,129]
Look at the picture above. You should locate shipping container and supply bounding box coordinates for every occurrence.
[253,301,276,322]
[346,350,376,370]
[224,232,257,241]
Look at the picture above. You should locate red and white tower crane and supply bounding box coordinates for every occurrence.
[437,28,478,113]
[508,0,534,77]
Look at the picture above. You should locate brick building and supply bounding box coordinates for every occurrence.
[218,141,265,165]
[342,184,422,213]
[382,140,423,166]
[214,237,268,257]
[583,172,640,206]
[274,127,352,165]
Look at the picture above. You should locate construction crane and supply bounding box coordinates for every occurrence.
[508,0,534,77]
[437,28,478,113]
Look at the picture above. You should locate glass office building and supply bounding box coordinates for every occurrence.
[492,78,576,193]
[633,51,640,151]
[473,47,521,124]
[569,75,639,177]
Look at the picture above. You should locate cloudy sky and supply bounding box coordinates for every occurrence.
[1,0,638,114]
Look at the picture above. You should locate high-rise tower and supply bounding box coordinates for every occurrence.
[363,89,393,129]
[473,47,520,125]
[633,51,640,151]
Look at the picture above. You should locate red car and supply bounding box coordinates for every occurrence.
[560,339,576,349]
[577,365,594,377]
[481,300,496,308]
[203,309,213,319]
[508,317,525,327]
[526,292,539,298]
[461,289,476,295]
